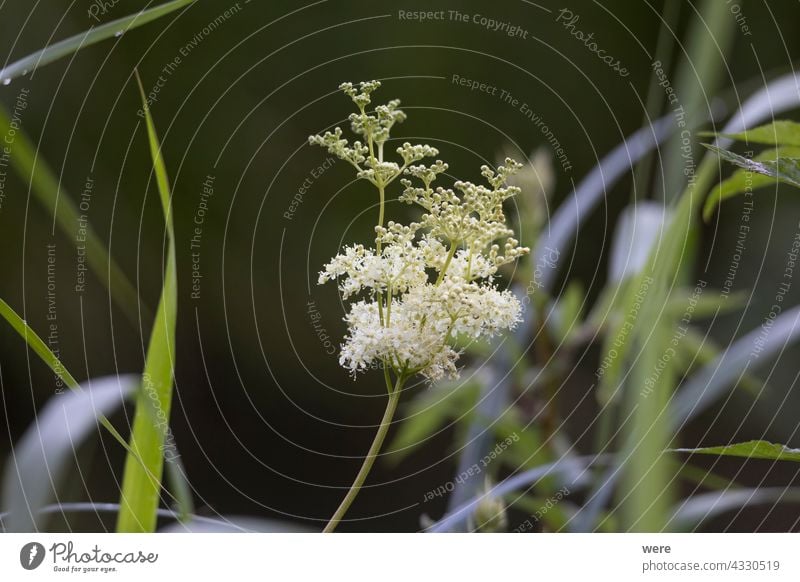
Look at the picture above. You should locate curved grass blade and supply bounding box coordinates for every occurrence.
[669,487,800,530]
[160,516,315,533]
[0,0,196,85]
[428,455,606,532]
[115,72,177,533]
[1,375,138,532]
[673,305,800,426]
[0,107,145,325]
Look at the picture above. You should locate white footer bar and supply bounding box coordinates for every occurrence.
[1,533,797,580]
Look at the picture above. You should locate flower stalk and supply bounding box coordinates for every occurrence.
[323,372,406,533]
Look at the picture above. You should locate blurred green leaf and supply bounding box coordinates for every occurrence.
[549,281,584,346]
[673,440,800,462]
[492,413,546,472]
[710,120,800,147]
[387,381,479,463]
[0,0,196,84]
[1,376,138,532]
[667,288,745,320]
[116,73,178,533]
[509,494,574,532]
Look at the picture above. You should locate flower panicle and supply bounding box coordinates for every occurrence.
[312,82,529,381]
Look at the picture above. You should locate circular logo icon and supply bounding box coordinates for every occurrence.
[19,542,45,570]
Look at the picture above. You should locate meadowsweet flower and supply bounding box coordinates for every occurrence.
[310,81,528,383]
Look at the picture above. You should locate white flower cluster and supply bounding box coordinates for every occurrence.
[310,81,527,381]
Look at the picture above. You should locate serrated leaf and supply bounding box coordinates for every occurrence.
[703,146,800,220]
[673,440,800,462]
[704,144,800,188]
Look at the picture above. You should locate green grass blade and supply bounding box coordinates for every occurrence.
[0,0,196,84]
[709,120,800,147]
[0,105,146,325]
[673,440,800,462]
[115,72,178,533]
[614,156,719,532]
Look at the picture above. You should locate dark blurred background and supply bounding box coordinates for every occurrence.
[1,0,799,531]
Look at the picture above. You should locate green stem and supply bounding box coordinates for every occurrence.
[323,373,405,533]
[376,183,386,326]
[435,242,458,285]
